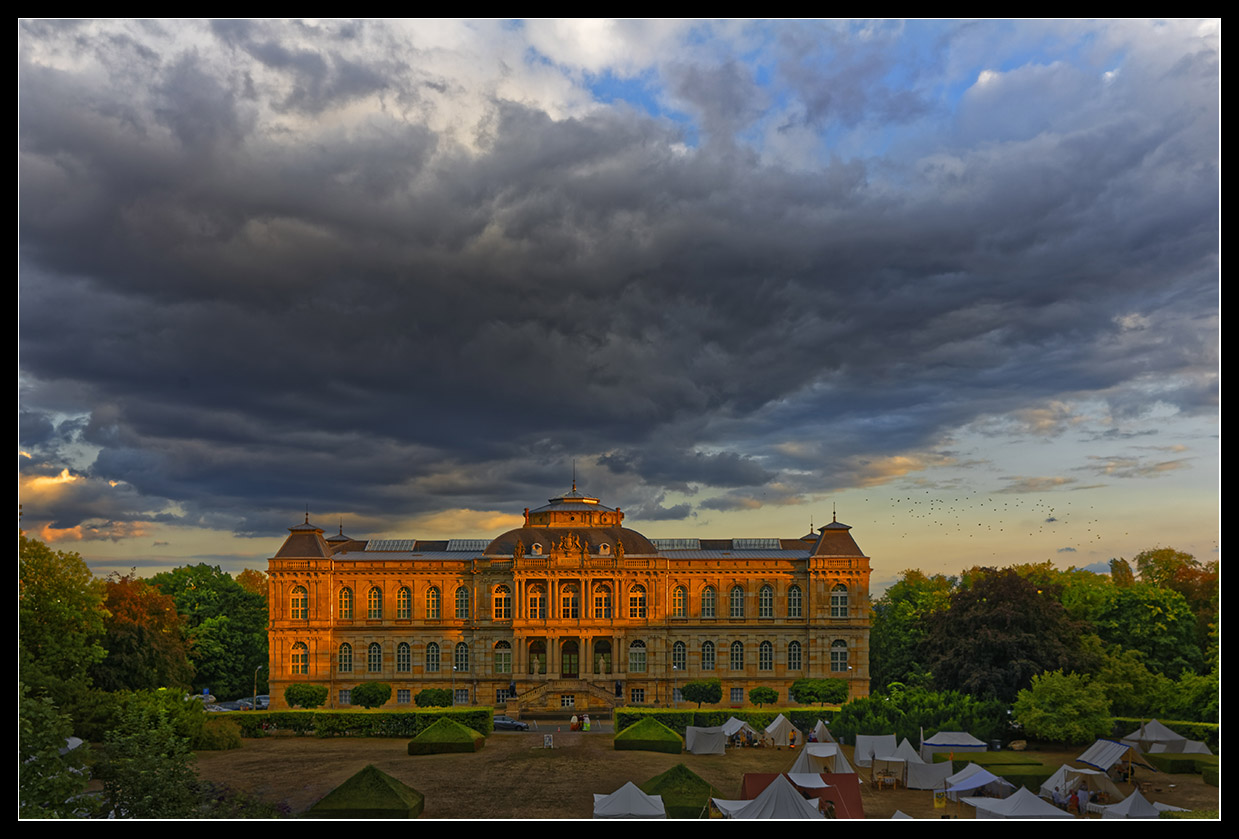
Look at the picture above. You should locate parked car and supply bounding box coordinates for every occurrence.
[493,715,530,731]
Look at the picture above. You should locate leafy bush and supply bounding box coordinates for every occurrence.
[415,688,453,707]
[350,682,392,709]
[749,687,778,707]
[790,678,849,705]
[195,716,243,750]
[614,717,683,754]
[681,679,722,708]
[98,705,201,818]
[641,763,720,819]
[830,685,1008,746]
[407,717,485,754]
[1013,670,1112,744]
[284,683,329,709]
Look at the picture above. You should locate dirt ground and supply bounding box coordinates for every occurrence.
[194,724,1219,819]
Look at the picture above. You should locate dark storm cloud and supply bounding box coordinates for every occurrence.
[18,21,1218,538]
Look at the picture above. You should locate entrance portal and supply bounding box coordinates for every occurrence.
[561,640,579,678]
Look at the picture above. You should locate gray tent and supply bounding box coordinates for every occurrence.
[685,726,728,755]
[964,786,1073,819]
[943,763,1015,802]
[1100,789,1161,820]
[788,743,855,775]
[920,730,987,762]
[713,774,824,819]
[854,733,897,767]
[593,781,666,819]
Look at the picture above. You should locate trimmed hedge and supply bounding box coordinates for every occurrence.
[615,717,683,754]
[407,717,486,755]
[613,706,832,737]
[1145,753,1217,775]
[641,763,719,819]
[227,708,493,738]
[195,716,244,750]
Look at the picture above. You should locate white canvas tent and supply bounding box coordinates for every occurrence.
[920,730,988,762]
[943,763,1016,802]
[764,714,803,747]
[1100,789,1161,820]
[906,760,953,790]
[685,726,728,755]
[593,782,665,819]
[872,738,924,785]
[713,774,824,819]
[1076,739,1156,773]
[854,733,897,767]
[1148,740,1212,755]
[722,716,759,740]
[1038,765,1122,801]
[1122,719,1187,753]
[812,720,835,743]
[788,743,855,775]
[963,787,1073,819]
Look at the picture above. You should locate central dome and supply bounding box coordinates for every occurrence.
[484,485,657,555]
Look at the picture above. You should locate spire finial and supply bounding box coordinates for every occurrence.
[572,458,577,493]
[832,502,837,524]
[305,505,310,524]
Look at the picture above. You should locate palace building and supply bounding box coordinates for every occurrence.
[267,485,871,713]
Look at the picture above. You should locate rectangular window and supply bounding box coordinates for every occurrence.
[453,688,469,705]
[628,646,647,673]
[496,688,512,703]
[630,689,645,704]
[673,688,683,703]
[730,688,743,703]
[560,695,575,708]
[397,689,411,704]
[494,650,512,674]
[339,689,351,705]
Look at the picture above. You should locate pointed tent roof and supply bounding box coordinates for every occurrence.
[1076,739,1156,772]
[592,781,665,819]
[1100,789,1161,820]
[788,743,854,775]
[1122,719,1187,752]
[964,786,1074,819]
[713,774,825,819]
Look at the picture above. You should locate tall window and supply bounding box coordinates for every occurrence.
[831,639,848,673]
[560,584,580,619]
[397,587,412,619]
[368,642,382,672]
[831,584,849,618]
[338,642,353,673]
[628,585,647,619]
[759,640,773,671]
[426,587,441,619]
[290,585,308,619]
[290,642,308,675]
[628,640,647,673]
[593,585,612,619]
[672,586,687,618]
[730,641,744,671]
[337,587,352,620]
[529,640,547,675]
[729,585,745,618]
[493,585,512,620]
[788,585,803,619]
[702,586,717,618]
[787,640,802,671]
[759,585,774,618]
[426,642,440,672]
[396,642,411,672]
[494,641,512,674]
[454,642,469,672]
[455,587,470,620]
[529,586,547,619]
[368,586,383,619]
[701,641,716,671]
[672,641,687,671]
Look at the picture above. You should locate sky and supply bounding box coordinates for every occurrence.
[18,20,1219,590]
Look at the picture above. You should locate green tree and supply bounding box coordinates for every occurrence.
[831,685,1007,745]
[789,678,849,705]
[93,572,194,692]
[748,686,778,707]
[1094,583,1200,678]
[869,570,956,691]
[284,683,329,709]
[923,568,1085,703]
[351,682,392,709]
[414,688,453,707]
[1090,642,1174,718]
[680,679,722,708]
[1013,670,1112,745]
[19,684,89,818]
[150,564,268,698]
[99,704,201,818]
[1109,558,1135,587]
[19,535,108,708]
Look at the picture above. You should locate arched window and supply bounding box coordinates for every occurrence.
[628,640,647,673]
[396,642,411,672]
[701,640,716,671]
[529,585,547,620]
[426,642,441,672]
[493,585,512,620]
[290,585,308,619]
[831,639,849,672]
[454,641,469,672]
[455,586,470,619]
[560,584,580,619]
[290,642,309,675]
[759,640,773,671]
[787,640,802,671]
[672,586,687,618]
[628,585,647,619]
[729,585,745,618]
[368,642,382,672]
[426,587,441,619]
[730,640,744,671]
[759,585,774,618]
[337,587,352,620]
[494,641,512,674]
[788,585,803,619]
[397,587,412,619]
[593,584,612,619]
[672,640,687,671]
[338,642,353,673]
[529,640,547,675]
[831,584,848,618]
[702,586,717,618]
[368,586,383,619]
